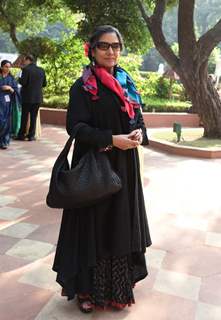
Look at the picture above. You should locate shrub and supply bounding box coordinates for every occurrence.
[172,82,187,101]
[140,72,160,97]
[40,51,190,112]
[155,77,171,98]
[142,97,191,112]
[42,94,191,113]
[41,33,87,96]
[43,95,69,109]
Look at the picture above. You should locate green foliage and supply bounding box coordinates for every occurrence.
[118,54,186,102]
[43,94,69,108]
[9,67,20,78]
[155,77,171,99]
[41,33,87,95]
[142,97,191,112]
[0,0,56,32]
[63,0,153,53]
[138,72,159,97]
[46,6,80,29]
[119,56,158,98]
[154,76,186,101]
[43,94,191,112]
[61,0,178,53]
[41,50,189,112]
[119,54,143,88]
[0,0,65,49]
[131,70,183,101]
[0,1,29,31]
[18,37,56,59]
[172,82,187,101]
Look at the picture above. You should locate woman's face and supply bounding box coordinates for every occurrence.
[92,32,121,71]
[2,63,11,75]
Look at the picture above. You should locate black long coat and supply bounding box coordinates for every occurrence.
[53,76,152,299]
[19,63,46,104]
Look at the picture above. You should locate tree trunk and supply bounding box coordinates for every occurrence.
[180,62,221,138]
[196,80,221,138]
[9,23,19,50]
[136,0,221,139]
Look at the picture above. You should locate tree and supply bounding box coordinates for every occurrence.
[63,0,221,138]
[0,0,28,49]
[136,0,221,138]
[63,0,152,52]
[19,37,56,60]
[0,0,61,51]
[41,33,87,95]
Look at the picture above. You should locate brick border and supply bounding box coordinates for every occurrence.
[40,108,221,158]
[149,139,221,159]
[143,112,200,128]
[40,108,200,128]
[40,108,66,126]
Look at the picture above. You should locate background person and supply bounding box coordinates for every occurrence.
[52,25,152,313]
[0,60,20,149]
[16,54,46,141]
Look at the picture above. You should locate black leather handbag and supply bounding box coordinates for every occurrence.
[46,123,122,209]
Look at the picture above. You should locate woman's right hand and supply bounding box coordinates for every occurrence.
[112,134,139,150]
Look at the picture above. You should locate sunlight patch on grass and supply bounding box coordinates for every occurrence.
[151,129,221,149]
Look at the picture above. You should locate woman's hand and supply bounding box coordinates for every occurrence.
[1,85,14,93]
[112,134,140,150]
[128,129,143,145]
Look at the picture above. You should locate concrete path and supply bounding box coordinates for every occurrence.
[0,125,221,320]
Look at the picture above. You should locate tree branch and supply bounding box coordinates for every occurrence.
[135,0,151,27]
[136,0,180,72]
[152,0,166,22]
[198,18,221,61]
[9,23,19,49]
[0,3,19,49]
[178,0,197,65]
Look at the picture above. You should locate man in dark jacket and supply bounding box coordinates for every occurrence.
[17,54,46,141]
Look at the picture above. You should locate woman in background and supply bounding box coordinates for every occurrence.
[0,60,20,149]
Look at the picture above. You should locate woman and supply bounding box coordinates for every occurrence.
[0,60,20,149]
[53,25,152,313]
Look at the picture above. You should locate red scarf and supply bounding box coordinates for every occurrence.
[82,66,137,119]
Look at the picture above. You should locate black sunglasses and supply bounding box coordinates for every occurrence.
[95,41,122,51]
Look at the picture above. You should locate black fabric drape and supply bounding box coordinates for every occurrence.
[53,77,151,299]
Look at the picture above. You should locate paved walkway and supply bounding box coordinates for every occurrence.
[0,125,221,320]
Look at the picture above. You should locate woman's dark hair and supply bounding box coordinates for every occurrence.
[1,60,11,68]
[88,25,123,61]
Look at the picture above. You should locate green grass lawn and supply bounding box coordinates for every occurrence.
[143,97,191,112]
[151,129,221,149]
[42,95,191,112]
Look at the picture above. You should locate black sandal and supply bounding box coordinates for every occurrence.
[77,295,94,313]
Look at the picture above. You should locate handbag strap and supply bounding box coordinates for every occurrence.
[57,122,87,161]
